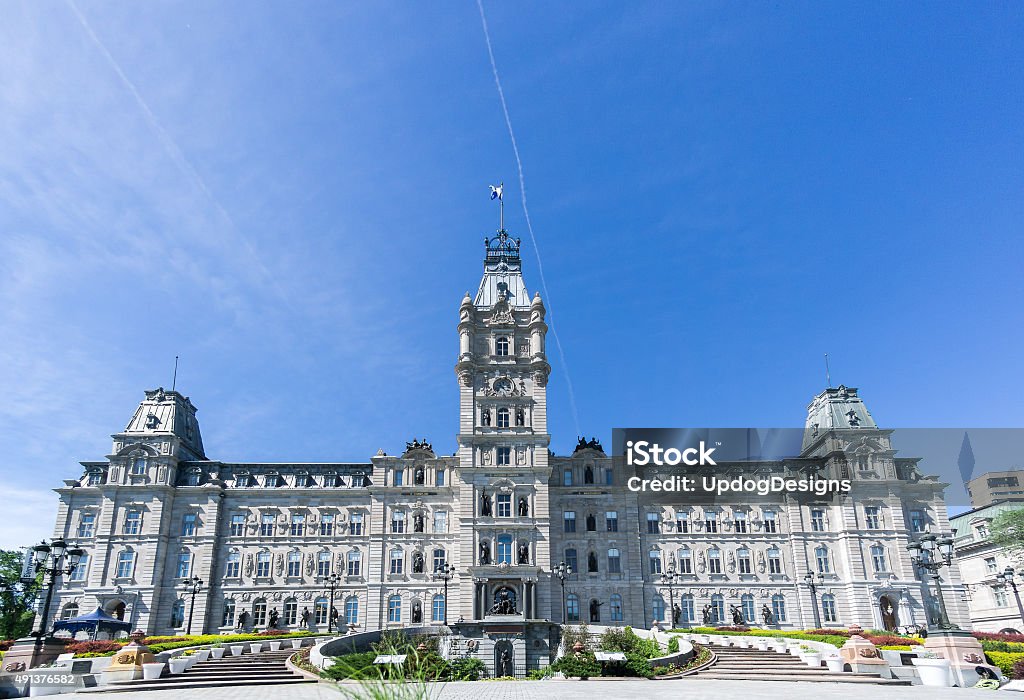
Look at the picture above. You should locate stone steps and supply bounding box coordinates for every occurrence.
[691,645,911,685]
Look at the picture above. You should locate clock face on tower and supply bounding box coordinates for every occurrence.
[494,378,513,396]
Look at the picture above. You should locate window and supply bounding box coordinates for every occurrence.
[564,511,576,533]
[256,551,271,578]
[737,547,752,575]
[978,523,990,538]
[652,596,665,623]
[708,548,721,574]
[763,510,777,533]
[986,557,998,574]
[563,469,573,486]
[320,513,335,536]
[678,547,693,574]
[607,548,621,574]
[317,551,331,577]
[821,594,838,623]
[115,551,134,579]
[350,513,364,536]
[186,470,200,486]
[676,511,689,533]
[433,548,447,572]
[680,594,695,624]
[315,597,329,625]
[176,552,191,578]
[989,476,1020,488]
[566,594,580,622]
[130,456,147,475]
[497,535,513,565]
[284,599,298,626]
[995,588,1010,607]
[78,513,96,538]
[610,594,624,622]
[647,513,660,534]
[392,511,405,533]
[345,596,359,625]
[865,506,881,529]
[124,510,142,535]
[767,546,782,575]
[290,514,306,536]
[171,599,185,628]
[815,545,831,574]
[497,408,510,428]
[711,594,724,623]
[496,336,509,356]
[909,510,926,533]
[393,469,404,486]
[260,514,275,537]
[871,545,888,572]
[497,447,511,466]
[225,551,240,578]
[87,470,104,486]
[606,511,619,532]
[772,594,787,622]
[287,551,301,577]
[222,599,236,627]
[436,469,445,487]
[704,510,718,533]
[605,468,614,486]
[432,594,446,623]
[229,514,245,537]
[387,595,402,623]
[390,548,404,575]
[347,550,362,577]
[181,513,197,536]
[741,593,755,623]
[69,554,89,582]
[497,494,512,518]
[649,550,662,575]
[565,548,578,574]
[734,511,747,533]
[811,508,825,532]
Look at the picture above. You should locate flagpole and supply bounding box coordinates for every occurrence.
[499,181,504,232]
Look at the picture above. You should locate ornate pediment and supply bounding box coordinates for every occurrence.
[487,298,515,326]
[484,376,527,397]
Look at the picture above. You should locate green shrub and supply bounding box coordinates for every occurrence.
[323,652,385,681]
[553,651,601,679]
[526,665,554,680]
[981,640,1024,653]
[986,651,1024,678]
[560,623,592,653]
[598,626,661,659]
[449,657,485,681]
[667,636,680,654]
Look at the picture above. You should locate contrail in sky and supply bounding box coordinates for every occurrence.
[476,0,582,437]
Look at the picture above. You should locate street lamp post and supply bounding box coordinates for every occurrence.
[803,571,825,628]
[907,533,958,631]
[433,563,456,626]
[323,572,341,634]
[994,566,1024,628]
[554,561,572,623]
[181,574,204,636]
[30,539,85,652]
[660,562,680,627]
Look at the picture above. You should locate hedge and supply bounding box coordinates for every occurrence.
[671,626,923,650]
[985,651,1024,678]
[68,631,317,657]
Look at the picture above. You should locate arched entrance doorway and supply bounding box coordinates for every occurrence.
[491,586,517,615]
[879,595,898,631]
[493,640,514,678]
[105,600,126,620]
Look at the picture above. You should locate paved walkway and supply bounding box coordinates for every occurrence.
[67,678,1007,700]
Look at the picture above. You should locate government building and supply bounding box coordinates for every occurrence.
[43,227,970,639]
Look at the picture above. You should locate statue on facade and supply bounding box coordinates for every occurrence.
[730,605,743,626]
[481,493,492,517]
[518,497,529,517]
[301,607,311,626]
[518,542,529,564]
[413,551,424,574]
[498,649,513,677]
[412,601,422,624]
[573,437,604,453]
[489,587,517,615]
[482,409,491,427]
[414,512,425,532]
[588,551,597,573]
[590,599,602,622]
[479,541,491,565]
[701,604,713,625]
[414,467,425,485]
[761,604,773,625]
[269,608,280,629]
[236,611,250,630]
[516,408,525,426]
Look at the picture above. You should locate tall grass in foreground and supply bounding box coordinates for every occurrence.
[333,647,441,700]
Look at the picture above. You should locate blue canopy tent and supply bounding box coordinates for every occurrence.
[52,606,133,640]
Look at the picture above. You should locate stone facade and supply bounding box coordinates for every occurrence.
[42,229,969,641]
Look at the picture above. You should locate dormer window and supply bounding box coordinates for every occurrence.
[496,337,510,356]
[130,456,147,476]
[185,470,201,486]
[87,470,104,486]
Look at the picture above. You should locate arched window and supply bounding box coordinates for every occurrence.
[61,603,79,620]
[253,599,267,626]
[497,408,510,428]
[815,545,831,574]
[652,595,665,623]
[737,547,752,575]
[130,456,147,476]
[497,535,513,565]
[871,545,887,572]
[387,595,402,623]
[677,546,692,574]
[345,596,360,626]
[767,546,782,575]
[566,594,581,622]
[711,594,725,623]
[741,593,755,622]
[284,598,298,626]
[771,594,787,622]
[170,599,185,628]
[680,593,695,624]
[610,594,623,622]
[432,594,446,623]
[707,547,722,574]
[821,593,838,623]
[222,598,235,627]
[496,337,510,356]
[314,597,329,625]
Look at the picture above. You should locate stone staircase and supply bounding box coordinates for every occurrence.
[98,649,317,692]
[691,645,911,685]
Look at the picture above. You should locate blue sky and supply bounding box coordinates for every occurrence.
[1,2,1022,548]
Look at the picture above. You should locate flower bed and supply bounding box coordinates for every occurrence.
[670,626,923,650]
[64,631,317,658]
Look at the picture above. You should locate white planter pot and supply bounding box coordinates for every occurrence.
[912,658,952,687]
[230,645,244,656]
[193,649,210,662]
[211,648,225,659]
[269,641,282,651]
[249,643,263,654]
[142,662,166,680]
[825,657,844,673]
[756,641,769,651]
[168,658,190,674]
[800,653,822,668]
[774,643,788,653]
[291,639,303,649]
[184,656,197,668]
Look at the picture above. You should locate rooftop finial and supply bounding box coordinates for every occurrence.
[824,353,831,389]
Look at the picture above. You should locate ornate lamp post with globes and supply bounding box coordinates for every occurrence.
[433,563,455,626]
[554,561,572,623]
[907,533,958,631]
[181,574,204,636]
[994,566,1024,629]
[660,561,680,627]
[323,572,341,634]
[803,571,825,628]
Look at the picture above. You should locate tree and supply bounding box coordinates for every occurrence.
[990,508,1024,564]
[0,550,41,640]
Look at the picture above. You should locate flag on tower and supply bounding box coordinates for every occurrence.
[489,184,503,201]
